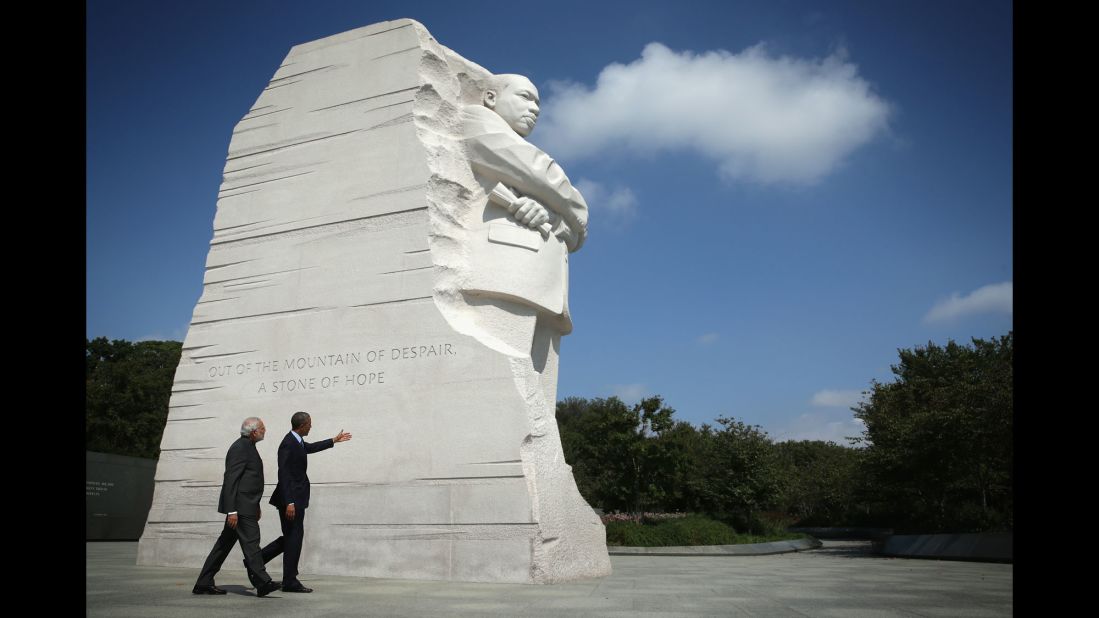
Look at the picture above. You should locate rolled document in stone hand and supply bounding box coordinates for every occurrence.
[488,182,553,238]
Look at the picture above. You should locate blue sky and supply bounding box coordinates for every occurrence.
[86,0,1013,443]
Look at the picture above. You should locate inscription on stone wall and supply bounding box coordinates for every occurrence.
[202,343,457,394]
[86,480,115,497]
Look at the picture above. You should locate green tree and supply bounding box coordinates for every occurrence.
[556,395,697,513]
[556,396,642,511]
[650,419,708,513]
[86,337,182,459]
[774,440,862,526]
[697,417,783,532]
[627,395,681,513]
[852,332,1013,532]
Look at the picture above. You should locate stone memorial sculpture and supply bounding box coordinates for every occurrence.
[137,18,611,584]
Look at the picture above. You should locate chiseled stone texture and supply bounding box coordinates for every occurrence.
[136,19,610,584]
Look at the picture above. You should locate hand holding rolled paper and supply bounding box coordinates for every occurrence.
[488,183,553,237]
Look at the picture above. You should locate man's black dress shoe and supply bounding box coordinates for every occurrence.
[256,579,281,597]
[282,584,313,593]
[192,584,227,595]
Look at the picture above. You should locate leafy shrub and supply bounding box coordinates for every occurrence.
[606,510,804,543]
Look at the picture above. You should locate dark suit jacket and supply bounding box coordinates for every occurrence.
[269,432,333,510]
[217,436,265,515]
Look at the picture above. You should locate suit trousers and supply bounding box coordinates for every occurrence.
[196,514,271,586]
[260,506,306,586]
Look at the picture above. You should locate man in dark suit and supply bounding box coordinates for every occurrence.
[193,417,281,597]
[248,411,351,593]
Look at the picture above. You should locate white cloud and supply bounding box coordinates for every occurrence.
[772,412,866,446]
[538,42,892,185]
[697,332,720,345]
[810,389,864,408]
[575,178,638,226]
[610,383,648,402]
[923,281,1013,324]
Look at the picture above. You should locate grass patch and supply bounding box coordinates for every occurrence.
[604,514,806,547]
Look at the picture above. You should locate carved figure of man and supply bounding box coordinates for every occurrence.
[460,74,588,348]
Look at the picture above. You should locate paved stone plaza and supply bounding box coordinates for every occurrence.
[87,540,1012,616]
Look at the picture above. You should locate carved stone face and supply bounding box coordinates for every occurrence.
[485,75,540,137]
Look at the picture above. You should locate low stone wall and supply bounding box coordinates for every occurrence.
[608,537,822,556]
[86,451,157,540]
[881,533,1012,562]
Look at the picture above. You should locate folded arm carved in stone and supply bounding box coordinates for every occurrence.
[461,75,588,252]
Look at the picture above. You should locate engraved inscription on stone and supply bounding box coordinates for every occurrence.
[199,344,458,393]
[86,480,115,497]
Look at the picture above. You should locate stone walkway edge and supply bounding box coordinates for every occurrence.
[608,537,822,556]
